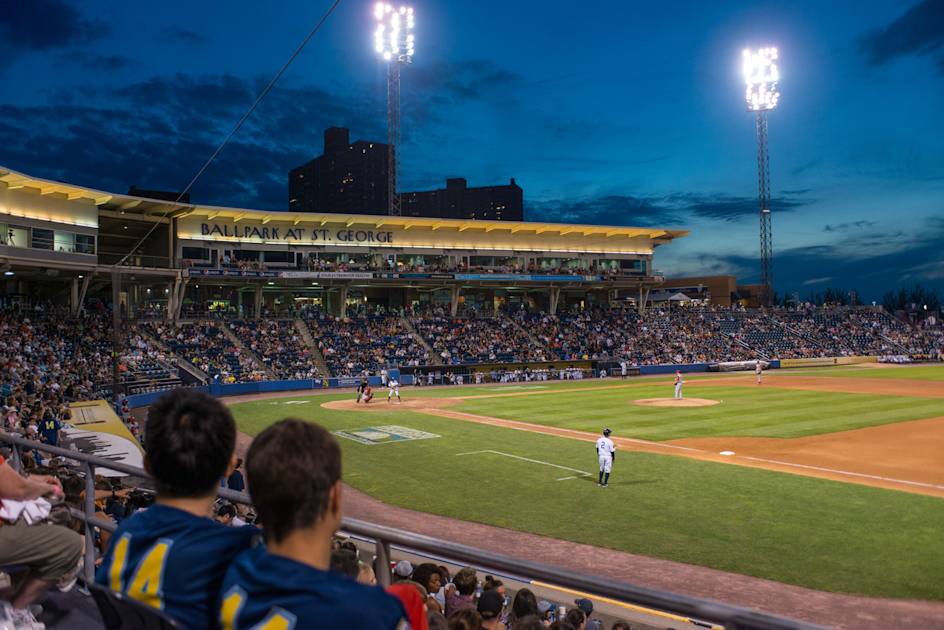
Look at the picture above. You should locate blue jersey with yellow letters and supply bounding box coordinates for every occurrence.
[220,546,406,630]
[95,504,256,629]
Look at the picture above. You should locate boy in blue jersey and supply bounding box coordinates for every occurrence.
[96,389,255,629]
[220,419,406,630]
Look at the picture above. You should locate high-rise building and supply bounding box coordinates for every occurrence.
[288,128,523,220]
[402,177,523,221]
[288,127,389,214]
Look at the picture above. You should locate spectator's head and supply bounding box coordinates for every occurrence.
[246,418,342,544]
[477,589,504,623]
[564,608,586,630]
[215,503,236,525]
[574,598,594,618]
[511,588,539,620]
[483,575,504,595]
[393,559,414,581]
[511,615,545,630]
[610,623,633,630]
[447,609,482,630]
[329,549,359,579]
[144,389,236,498]
[549,622,577,630]
[452,567,477,596]
[412,563,443,595]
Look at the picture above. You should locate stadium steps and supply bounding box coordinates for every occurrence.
[217,320,278,379]
[293,318,331,375]
[724,332,762,358]
[136,325,210,383]
[401,317,443,365]
[507,313,546,349]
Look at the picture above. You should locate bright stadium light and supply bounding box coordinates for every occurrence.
[743,47,780,111]
[373,3,415,216]
[374,3,414,63]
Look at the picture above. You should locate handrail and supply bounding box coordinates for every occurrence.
[0,432,828,630]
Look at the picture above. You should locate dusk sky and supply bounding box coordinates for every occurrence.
[1,0,942,300]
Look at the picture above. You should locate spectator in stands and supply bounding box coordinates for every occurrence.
[393,559,414,582]
[0,454,83,629]
[564,608,586,630]
[387,582,429,630]
[220,419,406,628]
[447,608,483,630]
[329,549,360,580]
[506,588,541,629]
[96,389,254,628]
[356,561,376,586]
[477,589,505,630]
[610,623,633,630]
[511,615,545,630]
[574,598,602,630]
[215,503,247,527]
[444,566,478,618]
[412,562,445,613]
[227,458,245,492]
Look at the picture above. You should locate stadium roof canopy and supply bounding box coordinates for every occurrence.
[0,165,688,245]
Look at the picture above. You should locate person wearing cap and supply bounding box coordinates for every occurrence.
[477,590,504,630]
[393,559,414,582]
[595,428,615,488]
[574,598,602,630]
[673,370,684,400]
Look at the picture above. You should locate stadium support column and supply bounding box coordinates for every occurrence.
[339,285,349,319]
[450,285,460,317]
[549,287,560,316]
[76,273,92,315]
[71,278,79,315]
[638,286,650,314]
[254,284,263,320]
[756,110,773,306]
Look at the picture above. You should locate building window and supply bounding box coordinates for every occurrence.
[182,246,209,261]
[31,228,54,250]
[75,234,96,255]
[54,231,75,252]
[1,224,29,248]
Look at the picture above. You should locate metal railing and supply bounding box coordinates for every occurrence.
[0,432,827,630]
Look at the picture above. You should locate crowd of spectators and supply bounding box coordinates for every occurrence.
[142,322,266,383]
[310,306,430,376]
[228,320,320,380]
[412,307,552,364]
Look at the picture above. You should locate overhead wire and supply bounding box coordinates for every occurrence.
[115,0,344,267]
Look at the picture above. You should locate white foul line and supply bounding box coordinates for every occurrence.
[457,450,592,481]
[738,455,944,490]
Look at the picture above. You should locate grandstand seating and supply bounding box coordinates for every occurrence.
[310,308,430,376]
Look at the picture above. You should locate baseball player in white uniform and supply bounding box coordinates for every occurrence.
[755,361,763,385]
[595,428,615,487]
[387,378,401,403]
[381,368,389,386]
[673,370,684,399]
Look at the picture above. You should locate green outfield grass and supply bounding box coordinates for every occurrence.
[230,391,944,600]
[779,363,944,380]
[449,383,944,441]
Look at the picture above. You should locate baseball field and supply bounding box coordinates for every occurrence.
[230,364,944,601]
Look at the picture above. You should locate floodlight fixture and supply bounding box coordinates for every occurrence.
[374,3,415,63]
[743,47,780,111]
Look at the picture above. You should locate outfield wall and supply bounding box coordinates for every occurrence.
[779,356,877,368]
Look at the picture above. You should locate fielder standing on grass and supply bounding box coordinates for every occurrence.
[595,428,615,487]
[674,370,684,399]
[755,360,763,385]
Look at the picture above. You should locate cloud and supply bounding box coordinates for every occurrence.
[529,191,811,226]
[61,53,132,71]
[0,73,385,210]
[802,277,834,286]
[824,220,876,233]
[858,0,944,73]
[0,0,104,52]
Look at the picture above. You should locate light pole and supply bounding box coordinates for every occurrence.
[374,3,414,216]
[742,47,780,306]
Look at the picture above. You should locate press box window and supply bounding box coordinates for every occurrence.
[31,228,54,250]
[75,234,96,254]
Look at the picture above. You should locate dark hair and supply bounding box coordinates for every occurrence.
[549,622,577,630]
[217,503,236,518]
[452,567,477,596]
[412,563,442,593]
[610,623,633,630]
[510,589,540,622]
[483,575,503,591]
[330,549,359,579]
[447,609,482,630]
[511,615,545,630]
[144,389,235,498]
[564,609,586,628]
[246,418,341,543]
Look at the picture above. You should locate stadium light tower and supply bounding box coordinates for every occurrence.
[743,47,780,306]
[374,3,415,216]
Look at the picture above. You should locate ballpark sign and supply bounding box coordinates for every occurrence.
[200,223,394,244]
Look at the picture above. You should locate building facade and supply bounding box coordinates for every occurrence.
[289,128,523,220]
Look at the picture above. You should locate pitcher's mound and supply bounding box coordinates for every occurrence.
[634,397,720,407]
[321,398,450,412]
